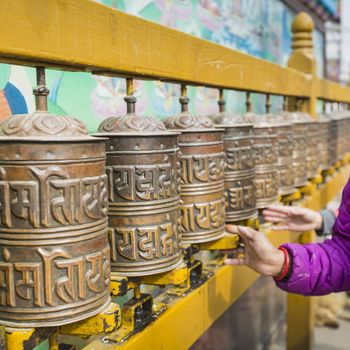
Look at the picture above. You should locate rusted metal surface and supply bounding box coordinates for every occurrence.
[211,112,257,223]
[97,114,182,276]
[0,112,110,327]
[165,110,226,243]
[244,113,279,209]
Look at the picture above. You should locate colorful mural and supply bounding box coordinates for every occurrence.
[0,0,325,131]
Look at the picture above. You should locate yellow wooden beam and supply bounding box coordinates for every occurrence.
[0,0,311,97]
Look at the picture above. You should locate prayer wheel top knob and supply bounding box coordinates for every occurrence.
[210,112,251,126]
[164,112,214,130]
[98,114,167,134]
[0,111,89,138]
[291,12,314,33]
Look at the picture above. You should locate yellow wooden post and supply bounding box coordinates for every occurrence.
[287,12,317,350]
[288,12,317,118]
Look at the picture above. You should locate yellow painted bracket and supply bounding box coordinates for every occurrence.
[4,326,56,350]
[299,181,316,196]
[60,303,121,336]
[141,263,188,286]
[281,189,302,204]
[197,233,240,251]
[310,173,323,185]
[322,166,336,177]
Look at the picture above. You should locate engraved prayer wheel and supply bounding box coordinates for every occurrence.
[283,112,309,187]
[317,114,332,171]
[97,114,182,276]
[164,113,226,243]
[210,112,257,223]
[0,113,110,327]
[298,112,319,179]
[265,114,295,196]
[243,113,279,209]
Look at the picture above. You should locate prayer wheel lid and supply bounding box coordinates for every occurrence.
[242,112,271,128]
[96,113,178,136]
[265,113,292,127]
[0,111,99,142]
[164,112,221,133]
[210,112,252,127]
[281,111,312,124]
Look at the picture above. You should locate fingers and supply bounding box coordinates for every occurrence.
[263,216,286,223]
[237,226,256,243]
[263,209,288,219]
[271,225,289,231]
[226,224,239,234]
[265,205,292,214]
[224,257,245,266]
[290,207,305,216]
[220,247,245,255]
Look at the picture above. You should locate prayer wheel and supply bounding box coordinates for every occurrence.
[164,87,225,243]
[0,68,110,327]
[266,114,295,196]
[283,112,309,187]
[97,81,182,276]
[244,113,279,209]
[211,112,257,223]
[317,114,332,171]
[0,114,110,327]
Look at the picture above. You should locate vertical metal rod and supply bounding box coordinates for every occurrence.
[124,78,136,114]
[33,67,49,112]
[323,100,326,113]
[265,94,271,114]
[180,84,189,113]
[246,92,252,112]
[134,286,141,300]
[282,96,288,112]
[218,88,225,113]
[49,334,59,350]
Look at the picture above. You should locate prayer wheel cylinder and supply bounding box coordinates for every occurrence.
[283,112,309,187]
[97,114,182,276]
[244,113,279,209]
[211,113,257,222]
[0,112,110,327]
[266,114,295,196]
[317,115,332,171]
[164,114,226,243]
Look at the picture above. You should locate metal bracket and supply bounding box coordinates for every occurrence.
[59,303,121,336]
[299,181,316,196]
[281,189,302,204]
[197,233,240,251]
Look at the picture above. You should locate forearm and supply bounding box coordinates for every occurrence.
[276,237,350,296]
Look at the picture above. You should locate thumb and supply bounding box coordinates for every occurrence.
[237,226,256,243]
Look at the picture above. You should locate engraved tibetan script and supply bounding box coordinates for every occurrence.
[180,198,225,232]
[109,222,179,262]
[0,166,107,228]
[255,176,277,199]
[181,153,225,184]
[227,181,255,210]
[0,246,110,308]
[226,143,254,171]
[107,164,179,202]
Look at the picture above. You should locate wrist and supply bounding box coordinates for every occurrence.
[274,247,291,281]
[313,212,323,231]
[269,248,286,277]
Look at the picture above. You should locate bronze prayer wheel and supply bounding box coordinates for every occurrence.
[97,114,182,276]
[265,114,295,196]
[210,112,257,223]
[0,112,110,327]
[317,114,332,171]
[244,113,278,209]
[164,113,226,243]
[283,112,309,187]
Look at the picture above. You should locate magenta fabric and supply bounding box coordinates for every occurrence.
[276,176,350,295]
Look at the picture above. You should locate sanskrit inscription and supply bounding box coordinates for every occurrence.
[180,153,225,184]
[0,245,110,308]
[107,163,180,202]
[254,144,277,165]
[109,222,179,262]
[226,143,254,171]
[255,176,278,199]
[0,166,107,228]
[227,180,255,211]
[180,198,225,232]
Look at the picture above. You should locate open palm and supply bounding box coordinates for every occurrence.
[262,205,323,232]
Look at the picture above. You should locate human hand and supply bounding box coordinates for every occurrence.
[224,225,285,277]
[262,205,323,232]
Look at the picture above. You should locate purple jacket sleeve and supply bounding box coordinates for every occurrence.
[276,178,350,295]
